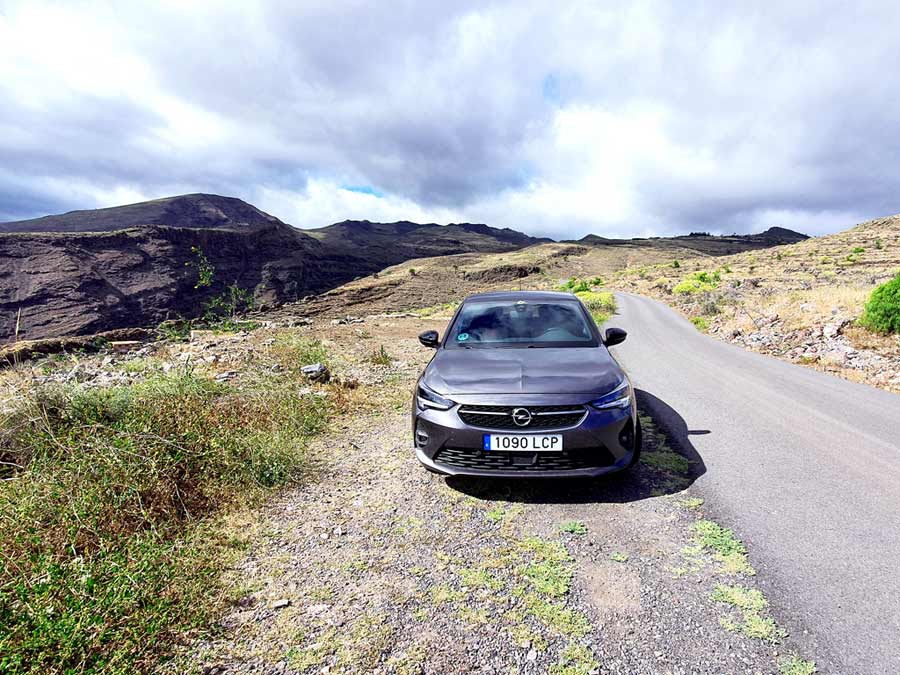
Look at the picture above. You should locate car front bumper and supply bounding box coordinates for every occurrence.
[412,393,638,478]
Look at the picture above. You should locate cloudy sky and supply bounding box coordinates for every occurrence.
[1,1,899,239]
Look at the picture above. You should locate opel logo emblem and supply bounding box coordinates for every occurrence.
[512,407,533,427]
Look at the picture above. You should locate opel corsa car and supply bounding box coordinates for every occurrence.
[412,290,641,477]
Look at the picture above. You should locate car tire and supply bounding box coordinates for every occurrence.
[625,416,643,470]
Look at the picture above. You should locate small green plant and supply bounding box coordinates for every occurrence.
[575,290,616,323]
[369,345,394,365]
[187,246,215,288]
[778,655,818,675]
[202,283,256,330]
[693,519,755,575]
[609,551,629,563]
[673,270,721,295]
[851,246,865,254]
[859,272,900,334]
[875,238,884,250]
[690,316,709,331]
[549,643,600,675]
[559,521,588,535]
[672,259,680,268]
[409,267,417,276]
[776,252,783,261]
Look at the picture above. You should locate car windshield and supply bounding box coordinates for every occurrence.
[446,299,597,348]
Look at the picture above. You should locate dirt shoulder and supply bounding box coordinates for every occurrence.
[158,313,815,675]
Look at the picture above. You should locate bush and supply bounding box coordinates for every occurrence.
[0,370,333,673]
[859,272,900,334]
[575,291,616,324]
[690,317,709,331]
[673,270,721,295]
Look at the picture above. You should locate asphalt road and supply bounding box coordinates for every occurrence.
[611,292,900,675]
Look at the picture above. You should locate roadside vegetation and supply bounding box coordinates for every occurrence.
[0,340,337,674]
[575,290,616,325]
[858,271,900,334]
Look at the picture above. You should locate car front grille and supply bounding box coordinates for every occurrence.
[457,404,587,430]
[435,447,615,472]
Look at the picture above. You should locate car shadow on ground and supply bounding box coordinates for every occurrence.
[445,389,707,505]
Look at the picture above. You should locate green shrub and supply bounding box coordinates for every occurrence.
[672,260,680,269]
[0,370,333,673]
[575,291,616,324]
[851,246,865,254]
[875,238,884,250]
[673,270,721,295]
[859,272,900,334]
[690,317,709,331]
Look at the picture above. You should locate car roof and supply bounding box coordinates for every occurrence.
[462,290,579,302]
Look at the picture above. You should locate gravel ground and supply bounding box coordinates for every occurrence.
[154,315,812,675]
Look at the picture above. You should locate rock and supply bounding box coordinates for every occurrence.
[271,598,291,610]
[823,319,850,338]
[110,340,142,353]
[330,316,364,325]
[526,649,537,662]
[301,363,330,383]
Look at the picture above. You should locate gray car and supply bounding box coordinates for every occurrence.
[412,290,641,477]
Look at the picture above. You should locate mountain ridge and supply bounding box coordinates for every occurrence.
[0,193,811,342]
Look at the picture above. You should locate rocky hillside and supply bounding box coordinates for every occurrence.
[0,196,547,342]
[610,214,900,391]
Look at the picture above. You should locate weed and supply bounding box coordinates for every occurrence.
[643,450,690,475]
[549,643,600,675]
[711,584,784,643]
[672,260,680,268]
[710,584,767,612]
[559,521,588,535]
[875,238,883,250]
[678,497,704,509]
[693,519,755,576]
[778,655,818,674]
[690,316,709,331]
[369,344,394,365]
[523,594,591,638]
[609,552,629,563]
[851,246,865,254]
[187,246,215,288]
[485,507,506,522]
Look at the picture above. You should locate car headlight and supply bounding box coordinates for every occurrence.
[590,379,631,410]
[416,382,455,410]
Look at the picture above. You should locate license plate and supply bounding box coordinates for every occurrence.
[483,434,563,452]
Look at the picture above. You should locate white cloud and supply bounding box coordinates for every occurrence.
[2,0,900,238]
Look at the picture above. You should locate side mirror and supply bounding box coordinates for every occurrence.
[418,330,440,348]
[603,327,627,347]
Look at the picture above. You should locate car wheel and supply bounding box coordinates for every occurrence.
[625,416,642,470]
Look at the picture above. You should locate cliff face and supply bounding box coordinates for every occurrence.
[0,223,340,340]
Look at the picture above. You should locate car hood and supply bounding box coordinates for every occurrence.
[423,347,623,395]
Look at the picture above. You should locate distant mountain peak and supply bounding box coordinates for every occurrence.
[0,193,287,234]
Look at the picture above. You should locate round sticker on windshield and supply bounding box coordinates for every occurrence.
[457,332,469,341]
